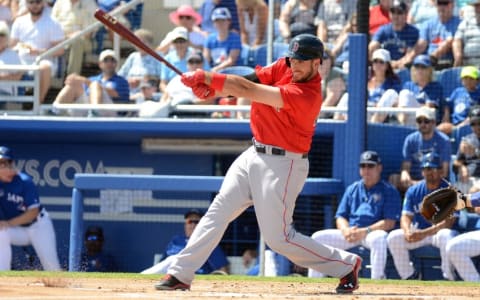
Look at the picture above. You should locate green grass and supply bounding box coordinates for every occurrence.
[0,271,478,287]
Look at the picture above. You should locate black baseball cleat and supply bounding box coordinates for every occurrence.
[154,274,190,291]
[335,256,362,294]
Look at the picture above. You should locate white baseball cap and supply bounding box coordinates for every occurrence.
[415,106,436,121]
[99,49,118,62]
[372,49,391,63]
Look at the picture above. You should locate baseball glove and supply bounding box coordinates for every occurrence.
[420,186,466,224]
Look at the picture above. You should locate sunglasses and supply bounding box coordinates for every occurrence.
[390,10,405,15]
[186,219,200,225]
[416,118,432,124]
[173,39,187,44]
[372,59,386,64]
[359,164,376,169]
[437,1,450,6]
[102,57,116,63]
[179,15,193,20]
[471,122,480,127]
[414,64,429,69]
[188,59,202,64]
[27,0,42,4]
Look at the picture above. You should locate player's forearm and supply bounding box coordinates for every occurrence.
[7,208,39,226]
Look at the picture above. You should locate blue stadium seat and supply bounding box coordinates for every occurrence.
[239,44,252,67]
[249,43,290,67]
[438,67,463,98]
[218,66,255,76]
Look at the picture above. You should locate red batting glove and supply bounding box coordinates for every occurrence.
[181,70,206,88]
[192,83,215,99]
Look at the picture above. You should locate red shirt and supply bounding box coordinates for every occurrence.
[370,5,390,35]
[250,58,322,153]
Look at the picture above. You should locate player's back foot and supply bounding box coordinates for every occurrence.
[154,274,190,291]
[335,256,362,294]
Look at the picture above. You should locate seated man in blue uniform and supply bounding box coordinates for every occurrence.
[141,209,229,275]
[80,225,117,272]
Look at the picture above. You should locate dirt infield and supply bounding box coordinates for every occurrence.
[1,275,479,300]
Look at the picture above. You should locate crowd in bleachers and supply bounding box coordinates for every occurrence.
[1,0,480,281]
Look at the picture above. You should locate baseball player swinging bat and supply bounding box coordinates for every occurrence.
[94,9,183,76]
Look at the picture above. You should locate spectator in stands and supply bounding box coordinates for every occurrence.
[318,48,346,118]
[140,209,229,275]
[51,0,98,76]
[412,0,460,70]
[52,49,129,116]
[159,27,200,93]
[308,150,401,280]
[331,12,357,70]
[198,0,240,34]
[80,225,116,272]
[387,152,459,280]
[334,49,402,123]
[389,106,451,193]
[204,7,242,72]
[130,78,160,104]
[452,105,480,194]
[315,0,357,46]
[446,209,480,282]
[0,20,23,104]
[8,0,30,22]
[0,146,61,271]
[453,0,480,67]
[164,5,207,52]
[438,66,480,136]
[369,0,419,70]
[397,55,444,126]
[235,0,268,48]
[369,0,392,35]
[10,0,65,103]
[94,0,132,55]
[278,0,319,43]
[408,0,438,28]
[139,52,213,118]
[117,28,162,98]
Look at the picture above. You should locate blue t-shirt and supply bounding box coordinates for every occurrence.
[402,130,452,180]
[447,86,480,125]
[163,233,229,274]
[368,77,402,106]
[87,73,130,103]
[402,80,444,108]
[205,31,242,67]
[161,48,210,83]
[372,23,419,60]
[419,15,461,62]
[335,179,402,228]
[80,251,116,272]
[403,180,451,229]
[0,172,40,219]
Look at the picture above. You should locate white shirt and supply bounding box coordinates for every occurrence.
[11,10,64,65]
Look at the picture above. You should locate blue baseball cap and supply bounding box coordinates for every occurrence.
[421,152,441,169]
[184,209,203,219]
[359,150,381,165]
[0,146,13,160]
[211,7,231,21]
[413,55,432,67]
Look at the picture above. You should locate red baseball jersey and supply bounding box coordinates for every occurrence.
[251,58,322,153]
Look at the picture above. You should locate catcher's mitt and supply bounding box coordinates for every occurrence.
[420,186,465,224]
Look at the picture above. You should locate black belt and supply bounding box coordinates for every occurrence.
[21,208,45,227]
[253,139,308,159]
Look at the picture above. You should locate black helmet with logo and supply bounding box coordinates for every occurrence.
[287,34,324,61]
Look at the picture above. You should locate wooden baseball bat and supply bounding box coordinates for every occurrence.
[94,9,183,76]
